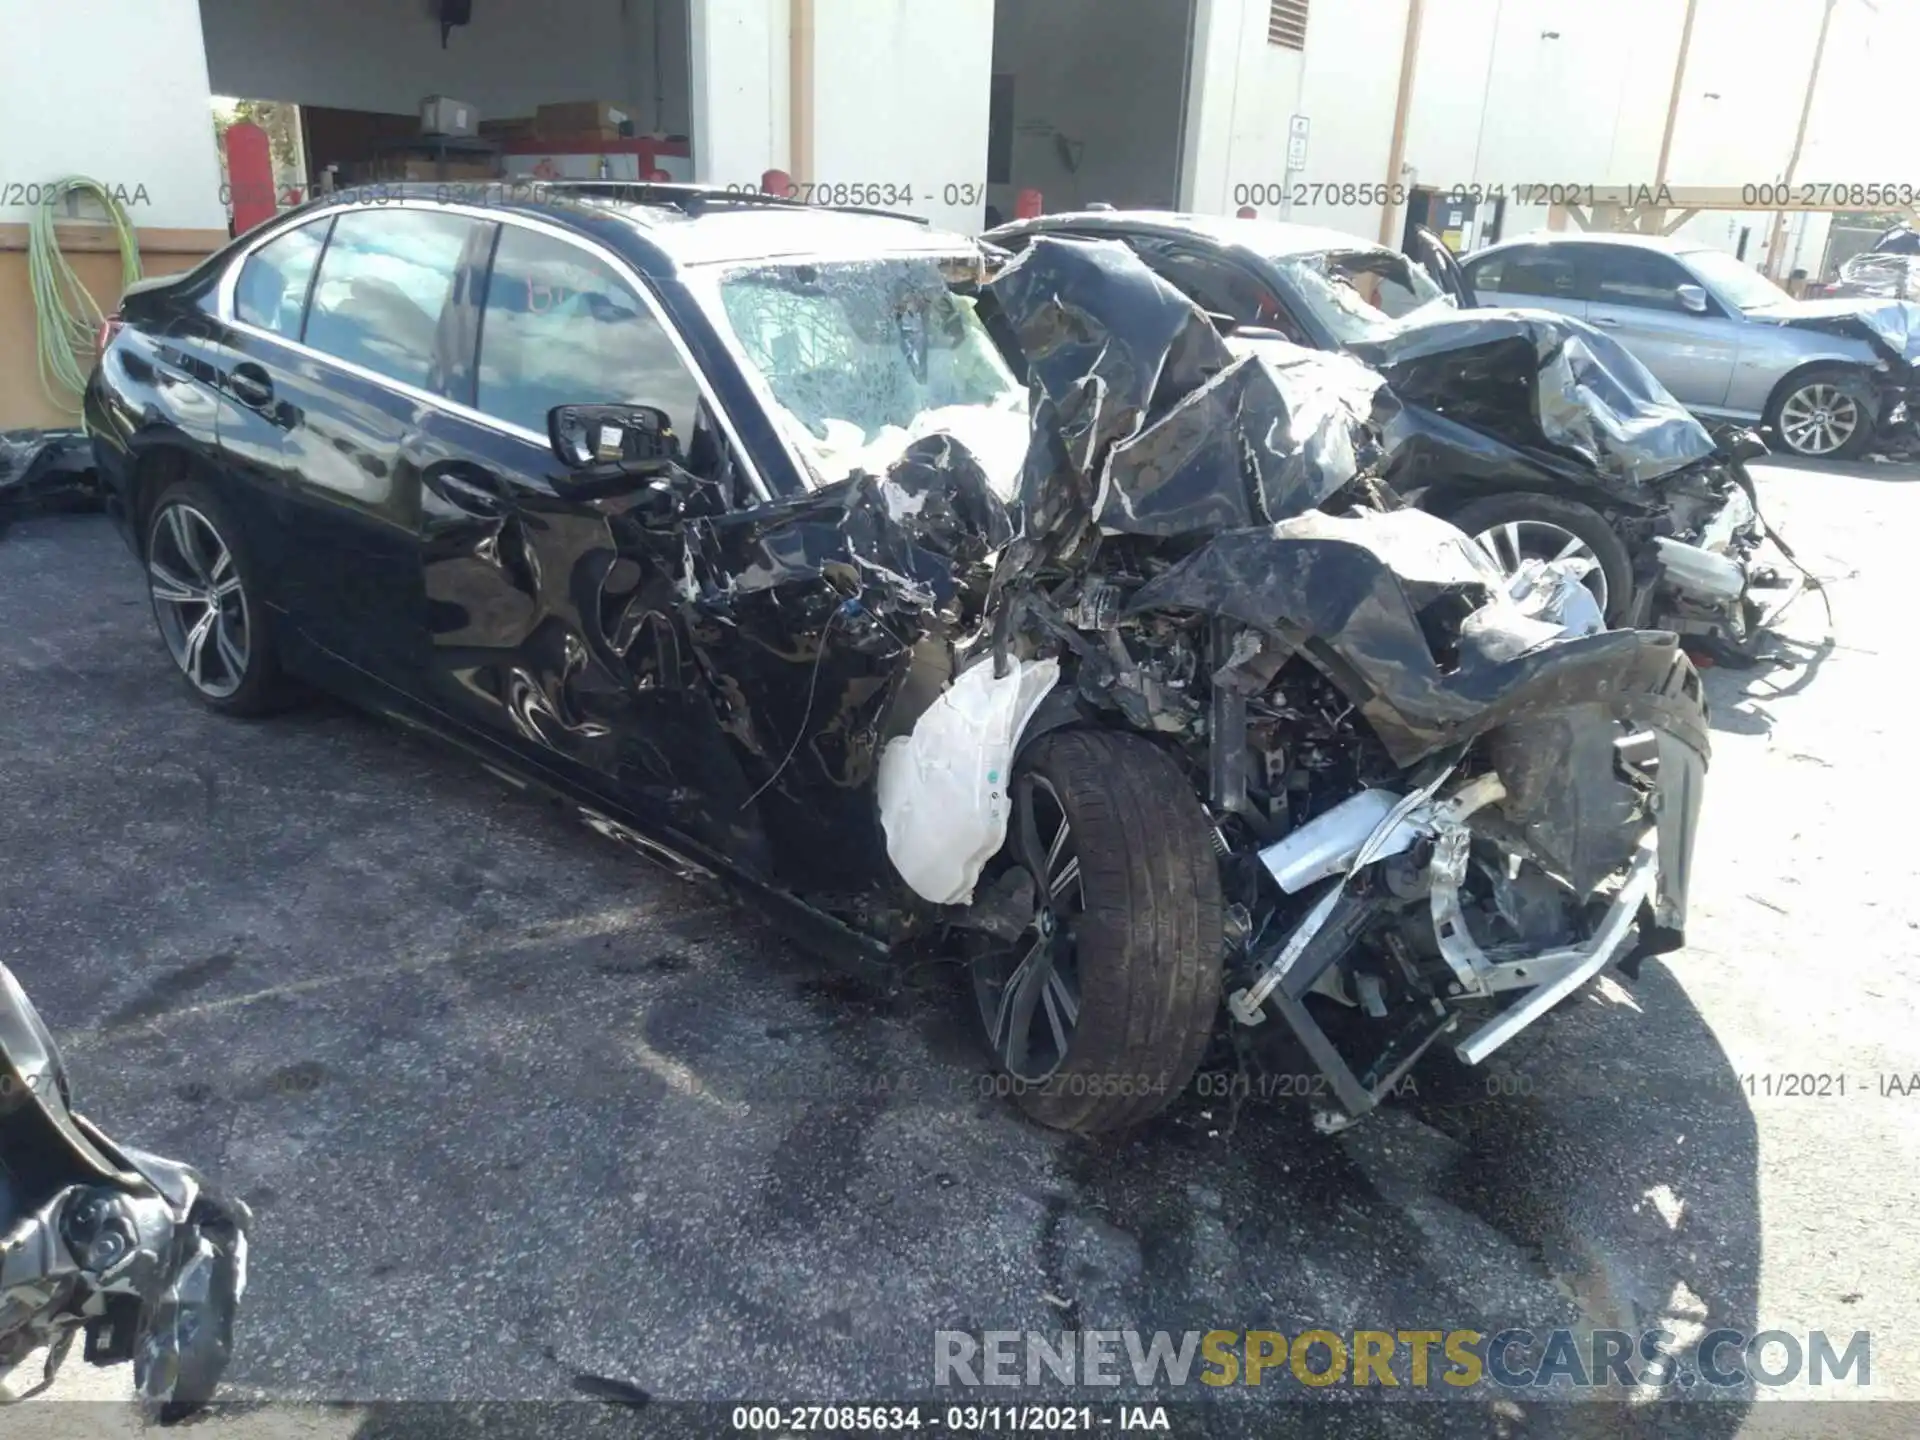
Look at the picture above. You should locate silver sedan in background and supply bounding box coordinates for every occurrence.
[1461,231,1920,460]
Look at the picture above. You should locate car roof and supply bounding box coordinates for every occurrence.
[300,181,974,273]
[1471,229,1709,260]
[989,209,1400,260]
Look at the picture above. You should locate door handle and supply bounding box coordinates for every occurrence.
[1589,315,1621,327]
[228,363,275,408]
[423,463,510,518]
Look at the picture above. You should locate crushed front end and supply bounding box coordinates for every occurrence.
[939,237,1711,1130]
[1035,503,1710,1133]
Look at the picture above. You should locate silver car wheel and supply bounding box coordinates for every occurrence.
[974,774,1085,1084]
[1778,382,1861,457]
[150,503,251,700]
[1472,519,1609,615]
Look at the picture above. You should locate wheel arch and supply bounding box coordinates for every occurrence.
[1418,478,1643,523]
[1761,358,1878,429]
[128,444,213,558]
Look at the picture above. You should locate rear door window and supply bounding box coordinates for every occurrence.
[304,209,484,389]
[232,217,332,336]
[1469,245,1584,302]
[475,225,702,440]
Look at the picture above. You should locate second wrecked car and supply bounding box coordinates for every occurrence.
[85,184,1707,1133]
[986,211,1803,656]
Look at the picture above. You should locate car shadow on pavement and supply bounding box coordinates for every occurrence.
[1701,633,1835,736]
[886,950,1761,1435]
[1760,453,1920,482]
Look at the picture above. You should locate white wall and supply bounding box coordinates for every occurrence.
[199,0,693,134]
[987,0,1191,218]
[689,0,789,185]
[1182,0,1909,268]
[809,0,997,234]
[1397,0,1690,247]
[1183,0,1306,218]
[0,0,226,229]
[1400,0,1898,266]
[1182,0,1410,239]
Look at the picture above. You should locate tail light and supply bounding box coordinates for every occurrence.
[97,313,124,353]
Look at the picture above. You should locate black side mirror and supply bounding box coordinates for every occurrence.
[1724,428,1770,462]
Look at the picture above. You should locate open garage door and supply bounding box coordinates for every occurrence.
[986,0,1194,225]
[197,0,693,213]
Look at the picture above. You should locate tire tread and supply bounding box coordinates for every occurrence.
[1010,730,1223,1133]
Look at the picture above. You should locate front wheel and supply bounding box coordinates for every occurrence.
[969,730,1222,1133]
[1766,366,1876,460]
[1444,491,1635,626]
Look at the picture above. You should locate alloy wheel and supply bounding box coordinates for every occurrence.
[1777,382,1860,457]
[149,503,251,700]
[972,774,1086,1083]
[1471,519,1609,615]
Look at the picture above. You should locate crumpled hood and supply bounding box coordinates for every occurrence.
[1742,296,1920,364]
[987,236,1397,551]
[1348,308,1720,491]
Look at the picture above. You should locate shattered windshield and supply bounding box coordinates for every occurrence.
[1277,249,1452,346]
[705,256,1030,496]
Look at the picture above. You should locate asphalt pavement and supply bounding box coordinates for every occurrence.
[3,457,1918,1438]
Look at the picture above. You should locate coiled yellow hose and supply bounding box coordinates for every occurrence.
[28,177,142,413]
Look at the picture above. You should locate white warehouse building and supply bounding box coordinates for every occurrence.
[0,0,1903,426]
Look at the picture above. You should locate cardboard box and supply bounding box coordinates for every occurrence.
[345,156,499,184]
[535,100,635,139]
[478,116,536,140]
[420,95,478,137]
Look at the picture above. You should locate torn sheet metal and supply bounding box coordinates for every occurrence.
[991,236,1234,477]
[1123,505,1692,767]
[1507,557,1605,636]
[876,656,1059,904]
[0,963,248,1413]
[0,429,97,535]
[1094,339,1390,536]
[582,433,1012,901]
[1349,309,1719,492]
[1832,253,1920,303]
[1746,296,1920,365]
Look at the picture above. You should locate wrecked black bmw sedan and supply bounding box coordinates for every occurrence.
[85,184,1706,1135]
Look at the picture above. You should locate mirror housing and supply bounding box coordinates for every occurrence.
[546,404,690,503]
[549,403,682,469]
[1676,283,1710,314]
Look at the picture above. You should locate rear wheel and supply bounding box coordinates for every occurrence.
[145,482,293,716]
[969,730,1222,1133]
[1766,365,1875,460]
[1445,491,1634,626]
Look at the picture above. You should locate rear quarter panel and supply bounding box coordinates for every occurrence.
[85,308,226,554]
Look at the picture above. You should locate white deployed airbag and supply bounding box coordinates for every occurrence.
[876,657,1061,905]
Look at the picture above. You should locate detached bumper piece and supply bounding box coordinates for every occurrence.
[1227,774,1660,1133]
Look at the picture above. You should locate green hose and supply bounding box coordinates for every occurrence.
[28,177,142,414]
